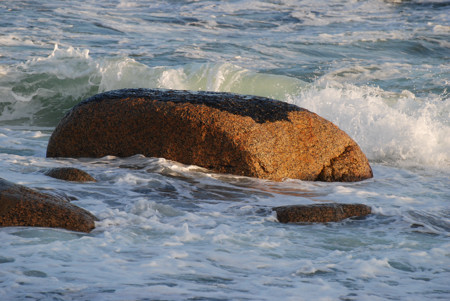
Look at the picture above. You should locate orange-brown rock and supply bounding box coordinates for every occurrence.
[0,178,96,233]
[45,167,96,182]
[46,89,373,182]
[273,203,372,223]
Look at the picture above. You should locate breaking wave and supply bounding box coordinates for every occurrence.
[0,45,448,168]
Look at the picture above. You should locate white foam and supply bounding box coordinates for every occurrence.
[129,199,183,218]
[116,0,140,8]
[433,24,450,33]
[0,34,42,47]
[287,82,450,168]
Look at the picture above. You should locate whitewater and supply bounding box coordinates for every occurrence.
[0,0,449,300]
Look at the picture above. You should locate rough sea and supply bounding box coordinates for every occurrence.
[0,0,449,300]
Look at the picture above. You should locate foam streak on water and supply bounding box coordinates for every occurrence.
[0,0,449,300]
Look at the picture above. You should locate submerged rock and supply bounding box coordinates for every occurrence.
[46,89,373,182]
[0,178,97,233]
[273,203,372,223]
[45,167,96,182]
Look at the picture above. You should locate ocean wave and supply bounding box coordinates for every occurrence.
[0,45,305,126]
[0,45,448,169]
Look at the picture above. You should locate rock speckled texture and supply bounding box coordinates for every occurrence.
[46,89,373,182]
[0,178,96,232]
[273,203,372,223]
[45,167,96,182]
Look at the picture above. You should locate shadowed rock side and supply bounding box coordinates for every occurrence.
[45,167,96,182]
[0,178,97,233]
[46,88,373,182]
[273,203,372,223]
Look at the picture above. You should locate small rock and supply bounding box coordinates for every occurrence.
[45,167,96,182]
[273,203,371,223]
[0,178,97,233]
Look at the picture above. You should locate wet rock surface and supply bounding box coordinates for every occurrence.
[273,203,372,223]
[0,178,97,233]
[45,167,96,182]
[46,88,373,182]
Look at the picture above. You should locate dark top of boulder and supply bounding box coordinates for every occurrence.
[75,88,305,124]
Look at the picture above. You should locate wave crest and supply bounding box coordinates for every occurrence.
[1,45,448,168]
[0,45,305,126]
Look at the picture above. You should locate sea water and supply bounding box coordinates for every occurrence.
[0,0,449,300]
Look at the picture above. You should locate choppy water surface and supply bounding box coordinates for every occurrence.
[0,0,449,300]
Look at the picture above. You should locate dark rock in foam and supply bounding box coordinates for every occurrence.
[46,89,373,182]
[45,167,96,182]
[0,178,97,233]
[273,203,372,223]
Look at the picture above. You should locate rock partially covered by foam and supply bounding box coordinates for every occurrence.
[0,178,96,233]
[45,167,96,182]
[46,89,373,182]
[273,203,372,223]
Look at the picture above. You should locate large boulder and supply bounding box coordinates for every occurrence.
[0,178,96,233]
[273,203,372,223]
[46,89,373,182]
